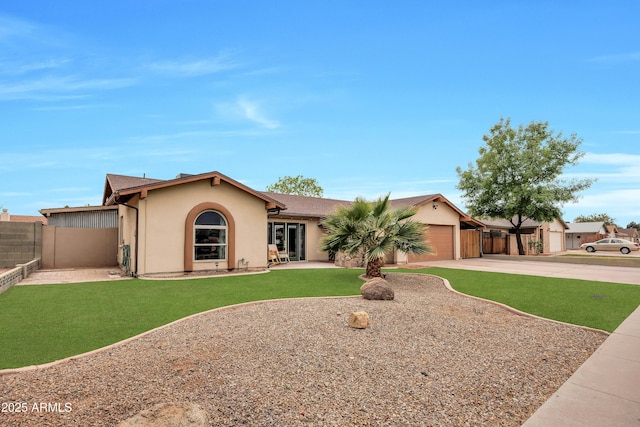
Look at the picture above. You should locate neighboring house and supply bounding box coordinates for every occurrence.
[39,171,485,276]
[565,222,608,249]
[606,224,619,237]
[617,228,639,243]
[481,217,568,255]
[0,208,48,224]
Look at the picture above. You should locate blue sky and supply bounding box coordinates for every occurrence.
[2,1,639,226]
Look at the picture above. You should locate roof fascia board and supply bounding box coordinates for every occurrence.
[112,171,285,210]
[40,205,119,216]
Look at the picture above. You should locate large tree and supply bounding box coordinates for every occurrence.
[321,194,431,277]
[456,118,595,255]
[574,213,616,226]
[266,175,324,197]
[627,221,640,231]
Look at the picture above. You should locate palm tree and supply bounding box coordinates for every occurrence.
[321,194,431,277]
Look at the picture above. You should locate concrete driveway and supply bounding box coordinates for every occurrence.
[420,257,640,285]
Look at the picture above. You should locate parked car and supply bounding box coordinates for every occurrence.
[580,238,640,254]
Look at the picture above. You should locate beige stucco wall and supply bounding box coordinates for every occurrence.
[305,218,329,261]
[123,180,269,275]
[117,203,139,274]
[399,201,461,262]
[42,226,118,269]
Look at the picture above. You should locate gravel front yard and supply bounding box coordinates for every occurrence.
[0,273,606,426]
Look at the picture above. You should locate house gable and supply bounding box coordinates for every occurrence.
[104,171,285,212]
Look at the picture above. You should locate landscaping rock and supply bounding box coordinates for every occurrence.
[360,277,394,300]
[348,311,370,329]
[116,402,209,427]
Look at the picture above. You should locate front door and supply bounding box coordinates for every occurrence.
[269,222,306,261]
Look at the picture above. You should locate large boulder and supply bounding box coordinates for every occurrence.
[116,402,209,427]
[348,311,370,329]
[360,277,394,300]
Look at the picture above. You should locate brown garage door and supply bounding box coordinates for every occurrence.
[408,225,454,262]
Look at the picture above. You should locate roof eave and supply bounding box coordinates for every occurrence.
[111,171,286,211]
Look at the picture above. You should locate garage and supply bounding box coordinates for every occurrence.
[408,225,454,262]
[548,231,564,253]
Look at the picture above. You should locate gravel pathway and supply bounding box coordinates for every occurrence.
[0,273,606,426]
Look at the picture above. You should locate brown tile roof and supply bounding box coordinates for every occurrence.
[481,217,541,229]
[618,228,639,238]
[264,192,484,227]
[389,195,438,208]
[262,192,351,217]
[479,216,569,230]
[102,174,164,204]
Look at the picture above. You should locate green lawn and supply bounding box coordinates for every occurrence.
[0,269,364,369]
[1,267,639,370]
[398,267,640,333]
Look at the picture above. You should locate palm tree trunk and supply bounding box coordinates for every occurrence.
[366,257,384,277]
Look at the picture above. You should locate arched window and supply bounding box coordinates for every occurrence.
[194,210,227,261]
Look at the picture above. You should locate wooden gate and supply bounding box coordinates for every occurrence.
[460,229,481,258]
[483,232,508,254]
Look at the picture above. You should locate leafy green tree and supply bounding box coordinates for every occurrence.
[627,221,640,231]
[266,175,324,197]
[321,194,431,277]
[574,213,617,226]
[456,118,595,255]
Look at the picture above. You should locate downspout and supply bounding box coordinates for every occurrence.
[120,203,139,277]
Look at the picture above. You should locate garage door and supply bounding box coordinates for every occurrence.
[548,231,563,253]
[408,225,454,262]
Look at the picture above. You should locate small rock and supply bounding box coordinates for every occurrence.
[116,402,209,427]
[360,277,394,300]
[348,311,370,329]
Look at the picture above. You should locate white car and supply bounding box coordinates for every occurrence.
[580,238,640,254]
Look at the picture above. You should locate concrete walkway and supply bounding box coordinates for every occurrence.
[523,304,640,427]
[18,267,131,285]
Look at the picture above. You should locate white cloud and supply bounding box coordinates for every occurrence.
[0,14,36,40]
[588,51,640,63]
[563,152,640,223]
[570,152,640,184]
[582,152,640,165]
[236,98,280,129]
[614,130,640,135]
[564,189,640,224]
[325,177,455,201]
[0,191,31,197]
[147,53,239,77]
[0,58,70,75]
[0,75,136,100]
[215,97,280,129]
[129,129,268,143]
